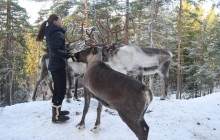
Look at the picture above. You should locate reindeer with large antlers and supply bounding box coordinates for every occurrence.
[84,18,172,99]
[102,44,173,100]
[74,46,153,140]
[73,20,172,135]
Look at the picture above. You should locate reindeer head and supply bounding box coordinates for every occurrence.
[73,47,102,64]
[69,18,124,64]
[102,44,120,61]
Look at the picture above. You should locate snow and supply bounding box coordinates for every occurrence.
[0,92,220,140]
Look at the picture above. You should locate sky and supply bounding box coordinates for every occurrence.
[0,91,220,140]
[18,0,52,24]
[17,0,216,25]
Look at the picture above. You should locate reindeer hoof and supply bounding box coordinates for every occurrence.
[66,98,71,103]
[75,111,82,115]
[146,110,153,114]
[76,124,85,130]
[160,96,166,100]
[91,125,100,133]
[73,97,81,101]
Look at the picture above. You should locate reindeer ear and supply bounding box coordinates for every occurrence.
[92,47,98,54]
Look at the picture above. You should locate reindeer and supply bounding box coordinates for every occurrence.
[74,46,153,140]
[84,17,172,99]
[32,54,52,101]
[102,44,172,100]
[31,53,86,101]
[66,59,86,101]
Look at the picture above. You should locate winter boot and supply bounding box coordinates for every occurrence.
[52,105,70,123]
[60,110,69,116]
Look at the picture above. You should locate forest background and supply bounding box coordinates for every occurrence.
[0,0,220,106]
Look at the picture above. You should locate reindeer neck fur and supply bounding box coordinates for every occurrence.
[67,60,86,75]
[86,49,102,69]
[106,45,160,73]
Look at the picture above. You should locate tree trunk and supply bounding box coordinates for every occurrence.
[137,25,140,47]
[149,0,155,48]
[177,0,182,99]
[6,0,13,105]
[84,0,88,28]
[125,0,129,45]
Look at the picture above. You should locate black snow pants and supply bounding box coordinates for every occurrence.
[50,68,66,106]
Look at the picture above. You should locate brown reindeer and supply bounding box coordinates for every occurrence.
[74,46,153,140]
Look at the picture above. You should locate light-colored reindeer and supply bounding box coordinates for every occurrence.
[32,21,86,101]
[102,44,172,100]
[75,46,153,140]
[31,54,86,101]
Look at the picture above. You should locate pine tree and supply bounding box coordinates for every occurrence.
[0,0,31,106]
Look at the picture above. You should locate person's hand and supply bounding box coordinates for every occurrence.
[66,52,72,59]
[68,53,77,62]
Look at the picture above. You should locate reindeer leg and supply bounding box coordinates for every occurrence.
[160,60,171,100]
[42,82,49,101]
[91,102,102,132]
[118,111,149,140]
[43,82,54,101]
[32,54,50,101]
[32,79,42,101]
[74,76,80,101]
[137,71,143,83]
[160,76,169,100]
[76,88,91,129]
[149,75,154,95]
[48,78,53,94]
[32,70,49,101]
[66,87,71,103]
[66,71,72,103]
[139,119,149,140]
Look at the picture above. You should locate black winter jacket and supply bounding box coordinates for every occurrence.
[44,24,69,71]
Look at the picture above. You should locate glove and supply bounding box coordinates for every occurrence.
[68,52,77,62]
[67,52,73,59]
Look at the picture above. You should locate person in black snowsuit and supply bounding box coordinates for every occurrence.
[36,14,71,123]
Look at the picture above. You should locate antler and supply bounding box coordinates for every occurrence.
[65,20,84,44]
[81,4,125,48]
[96,18,125,46]
[111,24,125,46]
[85,27,110,47]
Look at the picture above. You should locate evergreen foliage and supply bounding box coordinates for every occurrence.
[1,0,220,106]
[0,0,31,106]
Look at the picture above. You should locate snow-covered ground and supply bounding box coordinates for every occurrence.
[0,92,220,140]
